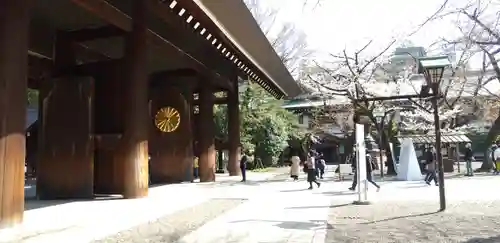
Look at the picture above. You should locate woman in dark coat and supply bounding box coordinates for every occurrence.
[305,156,321,189]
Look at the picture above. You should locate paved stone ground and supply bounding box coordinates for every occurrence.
[5,167,500,243]
[93,199,246,243]
[326,201,500,243]
[178,168,500,243]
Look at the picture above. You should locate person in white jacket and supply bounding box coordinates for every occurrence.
[290,156,300,181]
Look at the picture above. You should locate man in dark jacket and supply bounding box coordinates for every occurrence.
[424,148,438,186]
[464,143,474,176]
[349,150,380,191]
[240,154,248,182]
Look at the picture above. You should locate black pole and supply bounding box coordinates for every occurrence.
[378,120,384,178]
[431,92,446,211]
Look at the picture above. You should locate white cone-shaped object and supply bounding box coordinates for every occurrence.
[397,138,423,181]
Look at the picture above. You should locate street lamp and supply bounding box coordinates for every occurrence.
[373,107,385,178]
[418,55,451,212]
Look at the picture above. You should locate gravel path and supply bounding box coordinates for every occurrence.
[326,200,500,243]
[93,198,246,243]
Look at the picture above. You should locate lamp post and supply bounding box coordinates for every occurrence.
[373,107,385,178]
[418,56,451,212]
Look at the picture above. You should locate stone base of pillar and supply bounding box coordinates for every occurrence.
[150,154,192,184]
[94,145,124,195]
[199,146,216,182]
[228,147,241,176]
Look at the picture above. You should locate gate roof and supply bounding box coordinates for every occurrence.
[193,0,302,98]
[29,0,301,99]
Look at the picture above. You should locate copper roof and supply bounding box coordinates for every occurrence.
[397,134,471,144]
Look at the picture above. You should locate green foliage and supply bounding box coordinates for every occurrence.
[251,167,272,172]
[27,88,39,106]
[214,81,303,167]
[214,105,228,141]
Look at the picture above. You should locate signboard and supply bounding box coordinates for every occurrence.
[355,124,368,203]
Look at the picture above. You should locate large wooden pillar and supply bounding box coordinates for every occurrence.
[93,61,125,194]
[227,82,241,176]
[37,77,94,199]
[0,0,29,227]
[37,28,94,199]
[119,0,149,198]
[198,85,216,182]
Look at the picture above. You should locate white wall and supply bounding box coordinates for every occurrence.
[298,114,310,128]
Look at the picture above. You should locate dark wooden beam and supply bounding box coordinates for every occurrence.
[29,21,111,66]
[76,44,112,62]
[70,0,234,90]
[193,96,227,105]
[149,68,233,91]
[28,54,52,80]
[165,0,284,98]
[149,68,198,89]
[149,68,199,81]
[66,25,126,42]
[146,0,250,92]
[73,60,116,76]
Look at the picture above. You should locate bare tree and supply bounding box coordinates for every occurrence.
[301,40,412,173]
[244,0,311,76]
[300,37,497,173]
[424,0,500,169]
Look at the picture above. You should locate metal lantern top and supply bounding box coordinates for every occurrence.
[417,56,452,84]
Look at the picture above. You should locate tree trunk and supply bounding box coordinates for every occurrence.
[479,111,500,171]
[383,132,397,175]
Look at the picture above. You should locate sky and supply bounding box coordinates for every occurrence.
[259,0,471,60]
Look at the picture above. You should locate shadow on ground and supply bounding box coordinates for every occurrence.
[319,191,356,196]
[398,183,435,189]
[445,173,498,180]
[25,194,122,211]
[359,211,440,224]
[280,188,311,193]
[195,174,290,188]
[462,235,500,243]
[25,180,124,211]
[285,203,351,210]
[230,219,331,230]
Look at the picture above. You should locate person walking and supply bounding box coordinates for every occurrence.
[290,155,300,181]
[193,156,199,179]
[240,154,248,182]
[425,147,438,186]
[349,150,380,191]
[318,157,326,179]
[463,143,474,176]
[494,143,500,175]
[490,144,498,174]
[306,156,321,189]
